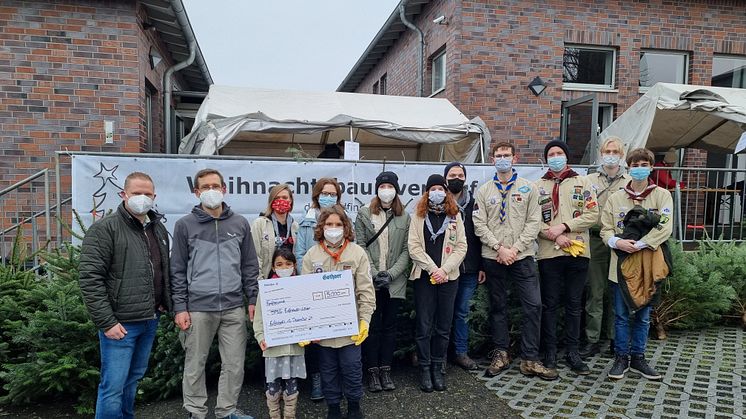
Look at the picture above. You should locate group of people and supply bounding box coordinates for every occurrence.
[78,137,673,419]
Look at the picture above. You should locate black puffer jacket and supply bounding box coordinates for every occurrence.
[459,192,483,274]
[79,203,171,330]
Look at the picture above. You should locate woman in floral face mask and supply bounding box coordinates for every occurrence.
[252,183,299,279]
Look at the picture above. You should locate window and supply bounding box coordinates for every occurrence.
[372,81,379,94]
[712,55,746,88]
[145,84,154,152]
[431,50,446,94]
[379,73,387,95]
[640,50,688,89]
[563,45,616,89]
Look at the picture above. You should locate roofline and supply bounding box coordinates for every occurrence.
[169,0,213,87]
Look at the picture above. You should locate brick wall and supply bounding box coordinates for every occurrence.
[0,0,179,245]
[354,0,746,164]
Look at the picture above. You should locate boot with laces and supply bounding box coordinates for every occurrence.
[520,359,559,381]
[630,354,661,380]
[607,354,629,379]
[565,351,590,375]
[485,349,510,377]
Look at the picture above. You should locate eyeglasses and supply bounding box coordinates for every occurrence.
[198,184,223,192]
[320,192,338,198]
[494,154,513,159]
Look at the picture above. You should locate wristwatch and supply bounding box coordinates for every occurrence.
[493,243,502,251]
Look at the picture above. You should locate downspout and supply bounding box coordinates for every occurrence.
[399,2,424,97]
[163,41,196,154]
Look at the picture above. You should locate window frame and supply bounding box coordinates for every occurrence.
[562,45,617,91]
[379,73,387,95]
[712,54,746,89]
[639,49,689,93]
[430,49,446,96]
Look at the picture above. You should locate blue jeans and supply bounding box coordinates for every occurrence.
[612,282,652,356]
[95,317,159,419]
[452,272,479,355]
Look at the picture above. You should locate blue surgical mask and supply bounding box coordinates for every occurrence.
[494,158,513,173]
[318,196,337,208]
[601,154,621,167]
[629,166,652,181]
[547,156,567,172]
[428,190,446,205]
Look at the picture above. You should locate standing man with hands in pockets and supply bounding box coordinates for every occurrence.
[171,168,259,419]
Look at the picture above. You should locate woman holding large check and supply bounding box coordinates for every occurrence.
[408,174,468,393]
[301,206,376,419]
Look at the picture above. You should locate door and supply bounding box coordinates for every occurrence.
[561,94,598,164]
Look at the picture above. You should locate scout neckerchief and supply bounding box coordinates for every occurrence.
[270,213,294,247]
[455,190,469,215]
[541,167,579,216]
[321,239,349,263]
[493,170,518,224]
[624,179,657,202]
[425,211,453,243]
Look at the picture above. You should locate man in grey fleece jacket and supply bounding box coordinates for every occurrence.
[171,169,259,419]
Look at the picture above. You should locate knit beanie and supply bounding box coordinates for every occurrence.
[425,174,448,192]
[375,171,400,194]
[443,161,466,178]
[544,140,570,161]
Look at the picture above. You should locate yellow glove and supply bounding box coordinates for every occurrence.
[298,340,311,347]
[350,320,369,346]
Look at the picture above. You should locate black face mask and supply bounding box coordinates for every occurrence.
[447,178,465,194]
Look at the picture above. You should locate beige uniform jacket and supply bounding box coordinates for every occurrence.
[252,292,305,358]
[472,176,541,261]
[251,215,299,279]
[585,171,631,230]
[407,212,467,281]
[534,173,599,260]
[301,241,376,348]
[600,186,674,283]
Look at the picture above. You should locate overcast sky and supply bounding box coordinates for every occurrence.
[182,1,401,92]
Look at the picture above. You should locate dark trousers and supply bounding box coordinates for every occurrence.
[362,289,401,369]
[538,256,589,355]
[318,344,363,405]
[414,277,459,366]
[483,257,542,361]
[305,343,320,374]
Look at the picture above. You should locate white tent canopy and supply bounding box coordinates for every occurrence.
[595,83,746,163]
[178,86,490,162]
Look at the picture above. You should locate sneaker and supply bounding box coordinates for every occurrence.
[520,360,559,381]
[485,349,510,377]
[565,351,590,375]
[630,354,662,380]
[607,354,629,379]
[579,342,601,359]
[310,372,324,401]
[454,353,479,370]
[218,410,254,419]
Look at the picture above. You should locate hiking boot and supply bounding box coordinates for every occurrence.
[431,362,447,391]
[565,351,590,375]
[608,354,629,379]
[327,403,342,419]
[520,360,559,381]
[310,372,324,401]
[630,354,662,380]
[367,367,382,392]
[454,353,479,370]
[419,366,433,393]
[579,342,601,359]
[485,349,510,377]
[265,390,282,419]
[283,391,298,419]
[347,400,363,419]
[379,366,395,391]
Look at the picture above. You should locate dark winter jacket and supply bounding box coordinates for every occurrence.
[79,203,171,331]
[170,204,259,313]
[458,192,483,274]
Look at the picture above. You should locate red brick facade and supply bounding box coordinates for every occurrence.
[352,0,746,164]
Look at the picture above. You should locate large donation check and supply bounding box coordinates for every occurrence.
[258,270,360,347]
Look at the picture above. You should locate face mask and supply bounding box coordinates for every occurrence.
[377,188,396,204]
[547,156,567,172]
[447,178,464,194]
[601,154,621,167]
[275,268,294,278]
[494,157,513,173]
[318,195,337,208]
[428,190,446,205]
[324,227,344,244]
[629,166,652,181]
[126,194,153,215]
[199,189,223,209]
[271,198,292,214]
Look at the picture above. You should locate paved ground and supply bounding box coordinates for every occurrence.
[473,326,745,419]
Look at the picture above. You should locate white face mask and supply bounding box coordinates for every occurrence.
[275,268,295,278]
[199,189,223,209]
[428,190,446,205]
[324,227,344,244]
[601,154,621,167]
[377,188,396,204]
[126,194,153,215]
